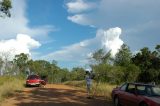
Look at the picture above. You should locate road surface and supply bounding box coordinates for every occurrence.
[1,84,113,106]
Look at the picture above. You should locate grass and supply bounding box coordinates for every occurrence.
[64,80,116,99]
[0,76,25,102]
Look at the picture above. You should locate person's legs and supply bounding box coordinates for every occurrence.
[87,84,91,97]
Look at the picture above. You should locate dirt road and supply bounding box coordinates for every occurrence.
[1,84,113,106]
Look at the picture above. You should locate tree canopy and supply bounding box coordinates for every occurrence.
[0,0,12,17]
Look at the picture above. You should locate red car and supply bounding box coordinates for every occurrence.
[112,83,160,106]
[26,75,42,87]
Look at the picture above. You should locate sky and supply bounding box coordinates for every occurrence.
[0,0,160,69]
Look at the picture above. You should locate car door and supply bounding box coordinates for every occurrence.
[124,84,140,106]
[118,83,128,105]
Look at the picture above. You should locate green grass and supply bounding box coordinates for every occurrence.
[0,76,25,102]
[64,80,116,99]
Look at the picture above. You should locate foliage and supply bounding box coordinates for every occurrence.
[132,46,160,83]
[91,63,112,82]
[13,53,29,74]
[114,44,132,66]
[0,44,159,85]
[91,49,112,64]
[69,67,85,81]
[0,0,12,17]
[89,44,160,84]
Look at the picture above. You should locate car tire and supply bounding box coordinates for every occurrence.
[114,96,120,106]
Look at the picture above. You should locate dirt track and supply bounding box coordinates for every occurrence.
[1,84,113,106]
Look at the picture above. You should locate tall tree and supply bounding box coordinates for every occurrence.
[132,47,152,71]
[114,44,140,82]
[132,45,160,83]
[114,44,132,66]
[13,53,29,73]
[0,57,3,75]
[0,0,12,17]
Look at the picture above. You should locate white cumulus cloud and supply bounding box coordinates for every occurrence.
[0,34,41,59]
[66,0,96,13]
[67,14,94,27]
[41,27,123,66]
[65,0,160,54]
[101,27,123,56]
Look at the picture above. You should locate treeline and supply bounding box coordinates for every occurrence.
[90,44,160,84]
[0,44,160,84]
[0,52,86,83]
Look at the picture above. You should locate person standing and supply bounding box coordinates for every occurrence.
[85,71,92,98]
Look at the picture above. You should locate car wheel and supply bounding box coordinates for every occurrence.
[114,96,120,106]
[140,102,148,106]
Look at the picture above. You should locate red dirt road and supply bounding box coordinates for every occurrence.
[1,84,113,106]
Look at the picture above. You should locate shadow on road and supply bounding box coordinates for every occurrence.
[12,85,113,106]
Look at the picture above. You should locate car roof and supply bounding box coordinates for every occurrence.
[128,82,155,87]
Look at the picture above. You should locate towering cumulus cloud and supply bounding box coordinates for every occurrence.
[42,27,123,65]
[98,27,123,57]
[0,34,41,58]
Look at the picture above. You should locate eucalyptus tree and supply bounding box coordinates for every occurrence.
[0,0,12,17]
[13,53,29,74]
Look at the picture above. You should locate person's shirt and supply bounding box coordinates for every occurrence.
[85,75,92,85]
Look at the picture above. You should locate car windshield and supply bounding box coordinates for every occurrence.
[27,75,39,80]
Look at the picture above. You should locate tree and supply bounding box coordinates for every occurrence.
[89,49,113,83]
[113,44,141,82]
[132,45,160,83]
[91,63,112,82]
[155,45,160,54]
[91,49,112,64]
[114,44,132,66]
[70,67,85,81]
[0,57,3,75]
[13,53,29,73]
[0,0,12,17]
[132,47,152,71]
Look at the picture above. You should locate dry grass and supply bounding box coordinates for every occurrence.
[64,80,86,87]
[91,82,116,99]
[0,76,25,102]
[64,80,116,99]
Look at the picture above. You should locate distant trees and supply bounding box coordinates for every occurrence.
[69,67,85,81]
[0,44,159,85]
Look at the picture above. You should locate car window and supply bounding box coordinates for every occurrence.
[152,87,160,96]
[120,83,127,91]
[146,87,152,96]
[127,84,135,94]
[137,85,146,95]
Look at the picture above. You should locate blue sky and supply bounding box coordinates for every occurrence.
[0,0,160,69]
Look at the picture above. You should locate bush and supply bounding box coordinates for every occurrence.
[0,76,24,102]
